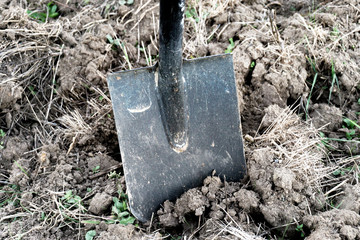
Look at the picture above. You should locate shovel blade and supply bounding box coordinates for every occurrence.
[108,54,246,222]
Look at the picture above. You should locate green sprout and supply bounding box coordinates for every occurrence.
[0,129,5,150]
[305,56,318,120]
[27,2,59,23]
[85,230,96,240]
[342,118,360,140]
[92,165,100,173]
[28,86,37,95]
[225,38,235,53]
[61,190,83,211]
[331,26,340,37]
[295,224,305,238]
[108,191,135,225]
[328,60,340,104]
[107,171,121,179]
[119,0,134,5]
[185,7,199,22]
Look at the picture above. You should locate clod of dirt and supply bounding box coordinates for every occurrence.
[315,13,336,27]
[273,167,295,192]
[247,106,331,230]
[87,154,119,172]
[201,175,223,201]
[304,209,360,240]
[58,28,114,94]
[1,136,30,170]
[234,189,260,212]
[260,201,301,228]
[343,141,360,155]
[158,176,245,227]
[175,188,209,217]
[338,184,360,213]
[157,200,179,227]
[97,224,143,240]
[0,82,23,110]
[20,192,33,208]
[158,187,210,225]
[305,227,341,240]
[309,103,343,132]
[89,192,113,215]
[261,104,285,129]
[8,158,31,187]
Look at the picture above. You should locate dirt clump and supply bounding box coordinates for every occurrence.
[1,136,30,170]
[304,209,360,240]
[309,103,343,132]
[89,192,113,215]
[97,224,145,240]
[157,105,333,238]
[0,82,23,110]
[337,184,360,213]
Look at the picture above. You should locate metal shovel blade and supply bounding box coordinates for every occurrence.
[107,54,246,222]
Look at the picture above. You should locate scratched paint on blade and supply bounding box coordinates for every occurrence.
[126,85,152,113]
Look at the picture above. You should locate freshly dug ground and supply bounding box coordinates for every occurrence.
[1,0,360,239]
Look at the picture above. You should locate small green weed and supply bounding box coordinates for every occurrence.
[332,166,353,177]
[295,224,305,238]
[119,0,134,5]
[170,236,182,240]
[106,35,121,48]
[39,212,46,221]
[106,35,132,69]
[92,165,100,173]
[27,2,59,23]
[0,185,21,209]
[327,198,343,209]
[318,132,335,150]
[343,118,360,130]
[185,7,199,22]
[14,160,29,177]
[109,191,135,225]
[328,60,340,104]
[225,38,235,53]
[0,129,5,150]
[107,171,121,179]
[85,230,96,240]
[331,26,340,37]
[343,118,360,140]
[305,56,318,120]
[250,61,256,69]
[61,190,83,211]
[28,86,37,95]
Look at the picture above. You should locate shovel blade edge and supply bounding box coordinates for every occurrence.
[107,54,246,222]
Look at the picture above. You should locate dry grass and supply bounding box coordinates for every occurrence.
[198,217,268,240]
[254,107,332,192]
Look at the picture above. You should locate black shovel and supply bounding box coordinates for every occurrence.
[107,0,246,222]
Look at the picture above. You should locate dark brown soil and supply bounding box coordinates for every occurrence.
[1,0,360,239]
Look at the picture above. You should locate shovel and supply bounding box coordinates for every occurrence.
[107,0,246,222]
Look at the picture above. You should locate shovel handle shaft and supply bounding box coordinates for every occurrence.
[158,0,188,150]
[159,0,184,77]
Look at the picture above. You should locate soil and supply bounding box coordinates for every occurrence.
[1,0,360,239]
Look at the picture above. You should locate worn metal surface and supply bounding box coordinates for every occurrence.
[157,0,187,150]
[108,54,246,222]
